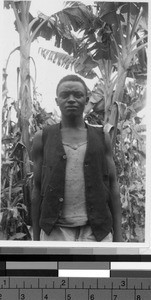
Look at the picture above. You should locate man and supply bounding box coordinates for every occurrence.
[31,74,123,242]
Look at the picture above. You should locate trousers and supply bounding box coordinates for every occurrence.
[40,224,113,242]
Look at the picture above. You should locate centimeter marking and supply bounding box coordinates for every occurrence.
[0,277,151,300]
[0,277,151,289]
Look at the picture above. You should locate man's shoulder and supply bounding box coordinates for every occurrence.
[87,122,103,131]
[86,122,104,134]
[43,122,60,132]
[87,122,113,153]
[42,123,60,140]
[86,122,103,128]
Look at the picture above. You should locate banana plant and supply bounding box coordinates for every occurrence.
[5,1,147,147]
[90,3,147,144]
[4,0,95,154]
[38,2,147,146]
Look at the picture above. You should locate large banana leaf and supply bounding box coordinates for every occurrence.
[38,47,98,79]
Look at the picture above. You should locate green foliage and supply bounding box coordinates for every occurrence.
[115,118,145,242]
[1,68,31,240]
[1,67,57,240]
[85,77,146,243]
[114,82,146,242]
[38,47,98,79]
[1,146,32,241]
[38,2,147,80]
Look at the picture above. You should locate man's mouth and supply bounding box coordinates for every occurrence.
[66,106,78,109]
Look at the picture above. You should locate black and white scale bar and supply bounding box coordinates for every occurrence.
[0,261,111,278]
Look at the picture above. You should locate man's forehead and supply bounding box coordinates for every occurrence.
[58,81,86,92]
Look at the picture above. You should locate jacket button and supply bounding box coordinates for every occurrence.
[59,197,64,202]
[63,155,67,159]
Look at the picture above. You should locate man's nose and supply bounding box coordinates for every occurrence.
[67,94,76,102]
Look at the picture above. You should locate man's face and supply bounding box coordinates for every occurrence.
[56,81,88,117]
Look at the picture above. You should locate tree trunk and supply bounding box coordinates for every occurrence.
[16,3,32,175]
[19,38,32,156]
[113,65,127,104]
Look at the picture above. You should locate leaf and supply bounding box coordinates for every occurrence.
[39,47,76,68]
[99,2,116,18]
[38,47,97,79]
[9,232,26,240]
[12,207,18,219]
[17,203,27,212]
[4,1,12,9]
[2,160,14,166]
[120,3,140,16]
[57,11,72,31]
[62,37,76,55]
[98,2,123,29]
[64,2,93,31]
[11,186,22,194]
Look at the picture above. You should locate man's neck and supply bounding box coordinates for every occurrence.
[61,116,85,129]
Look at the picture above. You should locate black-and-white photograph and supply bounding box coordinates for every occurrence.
[1,0,149,246]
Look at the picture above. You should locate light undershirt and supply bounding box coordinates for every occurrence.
[57,141,88,227]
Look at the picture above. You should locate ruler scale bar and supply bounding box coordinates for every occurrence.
[0,277,151,289]
[0,255,151,299]
[0,289,151,300]
[0,277,151,300]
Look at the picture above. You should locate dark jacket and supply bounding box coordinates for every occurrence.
[39,123,113,241]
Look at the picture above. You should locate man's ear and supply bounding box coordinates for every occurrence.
[85,96,89,105]
[55,97,59,106]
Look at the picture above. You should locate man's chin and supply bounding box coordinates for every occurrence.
[65,110,78,116]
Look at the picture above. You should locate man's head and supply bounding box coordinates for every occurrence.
[56,74,88,97]
[55,74,89,118]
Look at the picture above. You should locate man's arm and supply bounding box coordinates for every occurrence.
[104,132,123,242]
[31,130,43,241]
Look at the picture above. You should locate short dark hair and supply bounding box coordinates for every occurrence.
[56,74,88,96]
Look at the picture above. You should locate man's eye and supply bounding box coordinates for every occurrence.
[74,92,83,98]
[60,92,69,99]
[59,92,84,99]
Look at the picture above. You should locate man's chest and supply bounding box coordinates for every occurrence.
[61,128,87,145]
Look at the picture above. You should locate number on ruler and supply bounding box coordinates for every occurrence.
[61,280,66,287]
[137,296,142,300]
[44,294,48,300]
[113,295,117,300]
[67,294,71,300]
[0,294,2,300]
[90,294,95,300]
[3,280,6,286]
[121,280,126,287]
[21,294,25,300]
